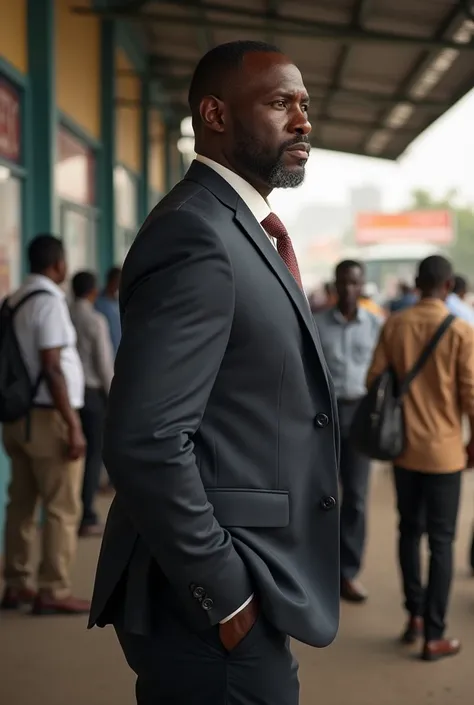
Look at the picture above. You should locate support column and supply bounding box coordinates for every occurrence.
[164,121,173,194]
[139,65,150,222]
[98,19,116,277]
[27,0,55,236]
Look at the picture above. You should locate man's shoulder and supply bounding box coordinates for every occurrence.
[359,306,383,328]
[313,308,334,326]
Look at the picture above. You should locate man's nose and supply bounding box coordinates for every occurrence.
[292,111,312,136]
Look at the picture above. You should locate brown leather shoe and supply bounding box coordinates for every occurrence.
[0,587,36,611]
[78,523,104,538]
[340,579,368,603]
[32,594,91,616]
[422,638,461,662]
[401,616,424,644]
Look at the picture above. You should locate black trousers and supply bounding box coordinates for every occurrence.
[393,466,462,641]
[115,607,299,705]
[79,387,106,528]
[338,401,371,581]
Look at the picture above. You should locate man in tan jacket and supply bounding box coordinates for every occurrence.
[367,255,474,662]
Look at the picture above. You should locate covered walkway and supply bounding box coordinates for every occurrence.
[1,467,473,705]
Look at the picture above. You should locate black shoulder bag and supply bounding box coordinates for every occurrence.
[349,314,455,461]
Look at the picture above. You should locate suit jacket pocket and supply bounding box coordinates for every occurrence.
[205,488,289,528]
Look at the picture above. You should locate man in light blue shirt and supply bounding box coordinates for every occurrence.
[314,260,382,604]
[446,275,474,325]
[95,267,122,355]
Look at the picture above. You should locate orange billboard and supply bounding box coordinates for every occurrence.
[355,211,454,245]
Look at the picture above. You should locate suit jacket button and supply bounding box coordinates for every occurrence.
[192,586,206,600]
[320,496,337,511]
[201,597,214,611]
[315,413,329,428]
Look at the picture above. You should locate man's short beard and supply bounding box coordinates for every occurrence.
[232,125,307,190]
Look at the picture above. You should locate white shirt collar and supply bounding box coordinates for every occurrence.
[196,155,271,225]
[26,274,66,298]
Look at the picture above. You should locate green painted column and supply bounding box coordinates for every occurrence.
[139,67,150,222]
[98,19,116,277]
[27,0,56,235]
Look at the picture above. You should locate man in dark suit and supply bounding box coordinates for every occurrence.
[89,40,340,705]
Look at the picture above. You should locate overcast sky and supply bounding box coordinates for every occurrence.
[269,87,474,219]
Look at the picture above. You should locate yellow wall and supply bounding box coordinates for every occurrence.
[56,0,100,139]
[149,109,166,193]
[0,0,27,73]
[116,50,141,173]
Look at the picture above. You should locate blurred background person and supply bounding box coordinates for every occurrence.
[95,266,122,356]
[1,235,88,616]
[70,271,115,538]
[446,274,474,324]
[314,260,382,603]
[387,282,418,313]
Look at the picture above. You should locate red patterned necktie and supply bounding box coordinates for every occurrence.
[261,212,303,290]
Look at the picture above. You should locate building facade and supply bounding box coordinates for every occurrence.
[0,0,184,544]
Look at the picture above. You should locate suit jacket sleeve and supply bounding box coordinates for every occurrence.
[102,209,253,626]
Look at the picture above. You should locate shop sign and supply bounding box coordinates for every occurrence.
[0,78,21,163]
[355,211,454,245]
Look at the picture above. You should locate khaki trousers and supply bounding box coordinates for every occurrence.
[2,409,84,599]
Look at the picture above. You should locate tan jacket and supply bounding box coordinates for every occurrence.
[367,298,474,472]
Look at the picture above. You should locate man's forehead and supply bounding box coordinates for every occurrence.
[238,52,305,91]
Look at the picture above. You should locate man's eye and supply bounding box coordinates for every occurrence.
[301,104,309,113]
[273,100,286,109]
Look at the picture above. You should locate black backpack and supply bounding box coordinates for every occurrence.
[349,314,455,461]
[0,290,53,423]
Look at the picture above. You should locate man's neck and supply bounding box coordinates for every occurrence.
[197,151,271,199]
[337,305,357,321]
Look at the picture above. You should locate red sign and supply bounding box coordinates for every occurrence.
[0,78,21,163]
[355,211,454,245]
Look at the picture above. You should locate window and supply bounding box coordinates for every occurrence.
[0,168,21,299]
[56,126,97,276]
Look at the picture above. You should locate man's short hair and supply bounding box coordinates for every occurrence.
[72,271,97,299]
[453,274,468,296]
[335,260,364,278]
[106,266,122,285]
[188,40,282,116]
[417,255,453,289]
[28,234,64,274]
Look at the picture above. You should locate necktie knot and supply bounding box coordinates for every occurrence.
[261,212,303,290]
[260,213,289,241]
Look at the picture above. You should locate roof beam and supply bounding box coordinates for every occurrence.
[121,69,448,111]
[317,0,374,135]
[71,4,474,52]
[362,3,466,154]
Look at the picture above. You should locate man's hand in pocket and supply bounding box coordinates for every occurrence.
[218,597,259,652]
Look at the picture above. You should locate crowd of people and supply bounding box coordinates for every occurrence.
[0,234,121,616]
[313,254,474,661]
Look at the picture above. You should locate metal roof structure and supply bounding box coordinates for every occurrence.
[75,0,474,159]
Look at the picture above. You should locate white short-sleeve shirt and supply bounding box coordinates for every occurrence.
[9,274,84,409]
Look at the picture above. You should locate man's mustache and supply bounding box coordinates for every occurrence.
[278,136,311,155]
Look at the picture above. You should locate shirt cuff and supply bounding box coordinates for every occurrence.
[219,594,254,624]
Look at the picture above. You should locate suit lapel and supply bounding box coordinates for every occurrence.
[234,199,330,381]
[185,161,330,382]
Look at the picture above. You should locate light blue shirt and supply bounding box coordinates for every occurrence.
[445,293,474,325]
[314,306,383,400]
[95,294,121,355]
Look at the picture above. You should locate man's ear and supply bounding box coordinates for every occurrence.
[200,96,226,133]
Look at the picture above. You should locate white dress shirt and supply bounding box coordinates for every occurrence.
[196,155,264,623]
[196,155,276,248]
[9,274,85,409]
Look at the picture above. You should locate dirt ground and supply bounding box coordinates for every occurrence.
[1,467,473,705]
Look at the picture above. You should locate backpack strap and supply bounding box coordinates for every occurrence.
[398,314,455,397]
[9,289,54,316]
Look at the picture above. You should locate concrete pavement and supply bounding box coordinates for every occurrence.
[1,467,473,705]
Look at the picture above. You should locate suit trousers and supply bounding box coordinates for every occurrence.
[2,409,84,598]
[79,387,106,528]
[338,400,371,581]
[115,603,300,705]
[393,466,462,641]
